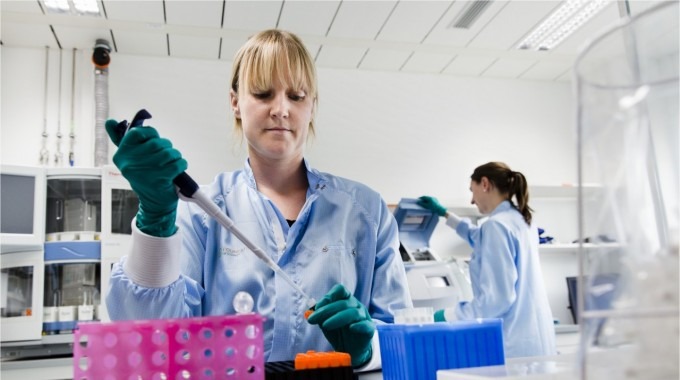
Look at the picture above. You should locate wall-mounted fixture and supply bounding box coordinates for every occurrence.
[517,0,612,51]
[43,0,101,16]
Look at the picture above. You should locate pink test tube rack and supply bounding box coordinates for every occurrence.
[73,314,265,380]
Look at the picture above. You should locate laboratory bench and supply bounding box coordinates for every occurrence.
[0,358,383,380]
[0,357,581,380]
[0,325,580,380]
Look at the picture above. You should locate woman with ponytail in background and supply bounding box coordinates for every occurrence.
[418,162,556,358]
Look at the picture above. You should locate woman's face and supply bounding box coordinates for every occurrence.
[470,178,491,214]
[231,78,314,163]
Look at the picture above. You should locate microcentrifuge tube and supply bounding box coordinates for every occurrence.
[233,291,254,314]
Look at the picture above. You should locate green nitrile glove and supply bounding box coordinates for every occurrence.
[105,119,187,237]
[417,195,447,217]
[307,284,375,368]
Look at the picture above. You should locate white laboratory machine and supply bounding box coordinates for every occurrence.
[99,164,138,322]
[0,165,47,343]
[394,198,473,310]
[43,168,102,335]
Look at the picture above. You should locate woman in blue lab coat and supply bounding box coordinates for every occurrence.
[104,29,412,369]
[418,162,556,358]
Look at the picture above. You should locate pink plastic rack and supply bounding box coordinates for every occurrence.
[73,314,265,380]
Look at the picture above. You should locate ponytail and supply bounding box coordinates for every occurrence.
[471,162,533,225]
[509,171,532,225]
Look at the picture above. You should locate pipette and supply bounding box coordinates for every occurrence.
[114,109,316,309]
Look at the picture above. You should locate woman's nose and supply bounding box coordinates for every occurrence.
[270,93,290,118]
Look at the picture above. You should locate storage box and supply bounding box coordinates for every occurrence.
[377,319,505,380]
[73,313,265,379]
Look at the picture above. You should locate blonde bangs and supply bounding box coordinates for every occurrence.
[236,31,317,100]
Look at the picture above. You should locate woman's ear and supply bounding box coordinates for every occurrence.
[230,89,240,118]
[481,177,491,192]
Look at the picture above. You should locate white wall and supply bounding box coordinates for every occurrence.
[1,46,580,320]
[1,44,579,255]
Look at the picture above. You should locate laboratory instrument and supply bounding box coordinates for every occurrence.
[99,164,138,322]
[393,198,472,310]
[1,165,47,343]
[43,168,102,334]
[114,109,316,308]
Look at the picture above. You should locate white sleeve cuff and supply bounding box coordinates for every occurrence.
[445,213,462,229]
[354,328,383,372]
[122,217,182,288]
[444,307,459,322]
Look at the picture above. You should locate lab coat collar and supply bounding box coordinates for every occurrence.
[242,157,329,193]
[490,200,514,216]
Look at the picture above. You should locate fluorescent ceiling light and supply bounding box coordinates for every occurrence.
[43,0,100,16]
[518,0,612,51]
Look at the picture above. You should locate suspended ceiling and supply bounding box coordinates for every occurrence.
[0,0,659,82]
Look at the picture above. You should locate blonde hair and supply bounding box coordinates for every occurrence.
[230,29,318,136]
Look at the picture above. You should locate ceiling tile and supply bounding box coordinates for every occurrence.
[327,1,397,40]
[220,36,246,61]
[305,43,322,61]
[442,55,496,77]
[315,45,366,69]
[359,49,412,71]
[113,29,167,57]
[467,1,560,50]
[103,0,164,24]
[1,0,44,13]
[223,0,280,31]
[520,60,573,81]
[52,24,111,50]
[481,58,537,79]
[278,1,340,37]
[170,34,221,60]
[165,1,223,28]
[402,51,454,74]
[423,0,509,47]
[556,69,574,83]
[377,1,452,43]
[1,22,58,48]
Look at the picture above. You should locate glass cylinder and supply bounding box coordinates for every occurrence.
[574,2,678,379]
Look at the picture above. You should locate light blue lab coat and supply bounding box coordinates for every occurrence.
[449,200,556,358]
[106,159,412,363]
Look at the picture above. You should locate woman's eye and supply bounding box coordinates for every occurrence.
[288,93,305,101]
[252,92,271,99]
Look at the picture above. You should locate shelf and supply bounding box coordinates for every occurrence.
[539,243,621,253]
[531,184,602,199]
[538,244,580,254]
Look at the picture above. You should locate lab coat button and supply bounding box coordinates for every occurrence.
[322,246,328,253]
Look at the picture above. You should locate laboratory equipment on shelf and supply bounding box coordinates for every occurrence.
[43,168,102,334]
[393,198,472,310]
[99,164,138,322]
[0,165,47,342]
[574,2,679,379]
[1,165,47,251]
